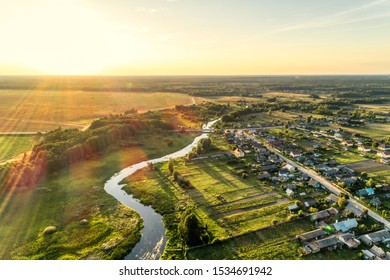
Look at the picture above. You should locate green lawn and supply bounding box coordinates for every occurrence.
[0,135,37,162]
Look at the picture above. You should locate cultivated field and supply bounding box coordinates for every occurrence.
[0,90,196,132]
[346,160,390,173]
[0,135,38,162]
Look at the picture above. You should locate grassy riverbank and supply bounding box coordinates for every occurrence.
[0,131,198,259]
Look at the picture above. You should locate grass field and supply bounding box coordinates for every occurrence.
[333,123,390,141]
[0,131,198,259]
[0,90,196,132]
[0,135,38,162]
[187,219,316,260]
[368,170,390,184]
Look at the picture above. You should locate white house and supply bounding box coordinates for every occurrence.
[377,151,390,159]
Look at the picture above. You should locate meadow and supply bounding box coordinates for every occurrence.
[0,130,198,259]
[0,90,196,132]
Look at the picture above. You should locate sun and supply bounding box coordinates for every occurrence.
[0,1,140,75]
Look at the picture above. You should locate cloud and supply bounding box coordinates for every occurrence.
[272,0,390,33]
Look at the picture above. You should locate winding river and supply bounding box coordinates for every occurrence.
[104,119,219,260]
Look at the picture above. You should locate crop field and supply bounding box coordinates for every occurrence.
[334,123,390,141]
[187,219,316,260]
[173,159,292,236]
[346,160,390,173]
[0,135,38,162]
[368,170,390,184]
[0,90,195,132]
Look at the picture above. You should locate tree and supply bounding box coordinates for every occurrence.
[178,210,206,247]
[338,197,347,209]
[366,178,375,188]
[168,158,174,174]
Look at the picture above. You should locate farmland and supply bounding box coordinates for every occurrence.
[0,90,196,132]
[0,135,38,162]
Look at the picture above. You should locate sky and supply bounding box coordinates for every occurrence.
[0,0,390,75]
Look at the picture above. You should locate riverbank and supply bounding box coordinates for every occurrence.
[0,131,199,259]
[104,119,219,260]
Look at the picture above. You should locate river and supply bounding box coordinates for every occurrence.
[103,119,219,260]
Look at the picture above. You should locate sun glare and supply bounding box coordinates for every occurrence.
[0,1,141,75]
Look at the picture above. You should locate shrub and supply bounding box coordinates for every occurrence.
[43,226,57,235]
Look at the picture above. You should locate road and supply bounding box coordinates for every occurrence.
[243,132,390,230]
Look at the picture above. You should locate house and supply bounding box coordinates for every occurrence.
[342,140,354,147]
[287,204,299,212]
[360,230,390,245]
[309,208,338,222]
[286,189,295,197]
[334,133,343,139]
[304,200,317,208]
[279,169,290,177]
[327,194,339,204]
[370,197,382,207]
[286,184,296,190]
[304,236,340,254]
[297,229,328,242]
[358,145,371,152]
[308,178,321,188]
[284,164,296,172]
[341,177,358,187]
[290,151,303,158]
[377,150,390,159]
[256,171,271,180]
[233,149,245,158]
[378,144,390,151]
[333,218,358,233]
[370,245,386,258]
[345,204,367,218]
[338,233,360,248]
[361,249,376,260]
[357,188,375,197]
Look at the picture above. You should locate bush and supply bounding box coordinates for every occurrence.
[43,226,57,235]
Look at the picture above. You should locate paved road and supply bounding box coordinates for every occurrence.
[244,132,390,230]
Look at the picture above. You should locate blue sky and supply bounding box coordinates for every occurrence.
[0,0,389,74]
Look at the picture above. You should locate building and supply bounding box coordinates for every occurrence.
[357,187,375,197]
[378,144,390,151]
[287,204,299,212]
[369,245,386,258]
[297,229,328,242]
[309,208,338,222]
[290,151,303,158]
[333,219,358,233]
[308,178,321,188]
[286,189,295,197]
[233,149,245,158]
[338,233,360,249]
[360,230,390,245]
[377,150,390,159]
[304,236,340,254]
[358,145,371,153]
[327,194,339,204]
[361,249,376,260]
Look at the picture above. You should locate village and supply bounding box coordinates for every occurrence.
[220,113,390,260]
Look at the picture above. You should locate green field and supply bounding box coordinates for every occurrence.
[0,135,38,162]
[0,131,199,259]
[187,219,316,260]
[332,123,390,141]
